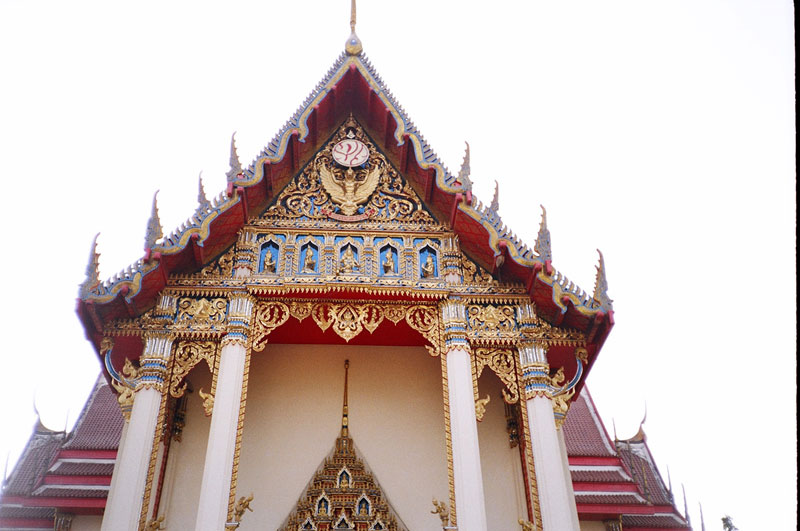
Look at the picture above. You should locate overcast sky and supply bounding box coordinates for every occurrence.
[0,0,795,528]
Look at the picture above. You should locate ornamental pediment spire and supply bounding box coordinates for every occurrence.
[226,132,243,183]
[489,180,499,214]
[458,141,472,192]
[197,171,211,211]
[78,233,100,298]
[144,191,163,251]
[592,249,613,311]
[534,205,552,263]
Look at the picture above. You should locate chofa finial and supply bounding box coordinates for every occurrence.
[197,171,211,211]
[534,205,552,263]
[458,141,472,192]
[345,0,363,55]
[226,133,243,183]
[79,233,101,298]
[144,191,163,251]
[592,249,613,312]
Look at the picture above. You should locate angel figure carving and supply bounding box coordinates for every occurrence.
[318,159,381,216]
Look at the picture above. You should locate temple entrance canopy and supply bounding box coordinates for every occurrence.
[69,14,629,531]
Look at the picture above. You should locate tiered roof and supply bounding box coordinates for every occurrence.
[563,390,690,530]
[0,378,121,529]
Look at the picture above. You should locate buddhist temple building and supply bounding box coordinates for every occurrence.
[1,8,691,531]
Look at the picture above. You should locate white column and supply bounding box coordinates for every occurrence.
[442,300,488,531]
[447,348,489,531]
[194,295,253,531]
[102,335,171,531]
[558,428,581,530]
[520,344,579,531]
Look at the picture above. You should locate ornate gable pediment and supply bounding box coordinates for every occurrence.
[256,116,439,231]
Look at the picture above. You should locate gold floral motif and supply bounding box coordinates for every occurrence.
[552,387,576,429]
[519,314,586,347]
[176,298,227,331]
[169,341,217,398]
[145,515,164,530]
[288,301,313,322]
[309,302,385,342]
[405,305,441,357]
[440,354,457,527]
[251,301,291,351]
[233,493,254,523]
[474,347,520,404]
[111,359,137,422]
[431,498,450,526]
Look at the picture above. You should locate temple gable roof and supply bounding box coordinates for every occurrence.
[76,49,613,375]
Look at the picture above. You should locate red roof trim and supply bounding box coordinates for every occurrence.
[577,503,680,515]
[572,482,639,492]
[569,456,622,466]
[57,450,116,460]
[1,495,105,509]
[42,475,111,486]
[0,518,53,528]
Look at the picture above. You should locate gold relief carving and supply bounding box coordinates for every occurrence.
[111,357,137,421]
[552,387,576,429]
[467,304,517,342]
[144,516,164,530]
[198,387,215,416]
[474,347,520,404]
[139,391,167,530]
[461,252,496,286]
[519,520,535,531]
[288,301,313,322]
[383,306,406,324]
[431,498,451,527]
[319,158,382,216]
[176,298,227,331]
[519,314,587,347]
[576,346,589,363]
[169,341,217,398]
[475,394,490,422]
[310,302,384,342]
[405,305,441,357]
[197,246,235,278]
[232,494,254,523]
[251,301,291,351]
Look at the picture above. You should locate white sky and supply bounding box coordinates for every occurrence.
[0,0,795,528]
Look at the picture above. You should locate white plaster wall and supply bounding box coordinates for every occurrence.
[235,344,449,531]
[580,521,608,531]
[476,371,527,530]
[162,366,212,528]
[71,515,102,531]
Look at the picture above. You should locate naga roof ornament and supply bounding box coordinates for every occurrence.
[345,0,363,55]
[144,191,163,251]
[457,141,472,192]
[196,171,211,211]
[489,180,499,214]
[226,132,243,183]
[592,249,613,312]
[78,233,101,298]
[534,205,552,263]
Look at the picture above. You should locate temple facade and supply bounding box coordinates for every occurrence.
[0,19,690,531]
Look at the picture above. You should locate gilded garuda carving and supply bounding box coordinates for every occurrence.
[259,118,435,226]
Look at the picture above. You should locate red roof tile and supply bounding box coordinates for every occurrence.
[563,388,617,457]
[62,379,123,451]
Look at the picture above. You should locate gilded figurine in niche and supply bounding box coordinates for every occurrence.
[382,249,395,274]
[421,254,436,278]
[302,248,317,273]
[262,249,276,273]
[340,246,357,273]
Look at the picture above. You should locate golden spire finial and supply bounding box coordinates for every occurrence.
[345,0,363,55]
[341,359,350,436]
